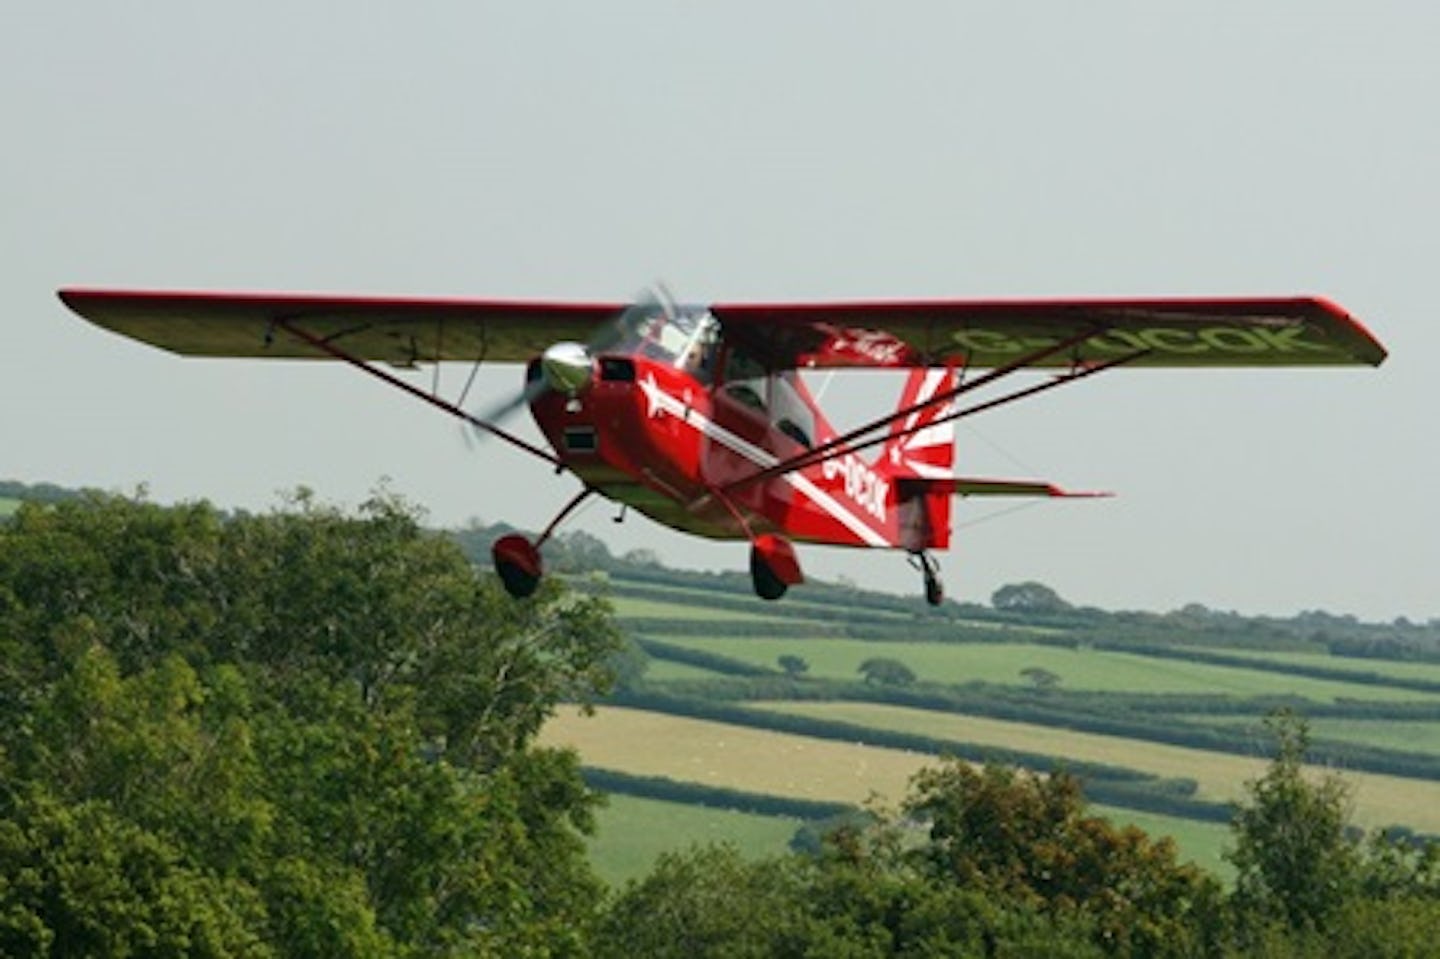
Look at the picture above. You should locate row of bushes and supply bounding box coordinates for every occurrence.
[635,638,780,677]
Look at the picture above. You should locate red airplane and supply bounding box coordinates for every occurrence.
[59,286,1386,604]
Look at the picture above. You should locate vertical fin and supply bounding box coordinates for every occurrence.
[877,366,957,479]
[877,367,957,551]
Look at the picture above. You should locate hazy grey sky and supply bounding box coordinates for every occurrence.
[5,3,1436,620]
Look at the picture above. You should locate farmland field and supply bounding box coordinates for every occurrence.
[610,595,788,623]
[1306,718,1440,755]
[544,705,1440,834]
[550,708,1243,876]
[588,794,801,886]
[649,636,1438,702]
[1176,714,1440,757]
[1178,646,1440,686]
[540,706,929,805]
[755,701,1440,831]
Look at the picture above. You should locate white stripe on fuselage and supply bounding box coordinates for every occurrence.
[638,375,889,547]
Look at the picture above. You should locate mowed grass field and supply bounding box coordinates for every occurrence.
[588,794,802,886]
[544,707,1238,873]
[541,706,927,804]
[650,636,1438,703]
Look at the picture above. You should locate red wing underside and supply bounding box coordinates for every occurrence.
[57,289,627,365]
[710,297,1386,369]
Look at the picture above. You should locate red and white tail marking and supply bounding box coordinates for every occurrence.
[881,366,957,480]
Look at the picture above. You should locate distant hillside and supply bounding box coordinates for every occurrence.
[9,478,1438,655]
[450,518,1440,662]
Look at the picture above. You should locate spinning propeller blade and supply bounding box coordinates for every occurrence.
[460,285,667,445]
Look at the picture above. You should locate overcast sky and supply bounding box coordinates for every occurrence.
[4,3,1435,621]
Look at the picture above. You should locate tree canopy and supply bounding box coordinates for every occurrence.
[0,491,622,956]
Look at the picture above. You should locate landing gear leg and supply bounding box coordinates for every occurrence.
[490,488,594,599]
[911,551,944,606]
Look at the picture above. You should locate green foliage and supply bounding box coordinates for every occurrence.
[904,759,1226,956]
[0,491,623,956]
[0,789,270,958]
[594,843,1103,958]
[857,656,916,687]
[778,653,809,677]
[1227,711,1359,931]
[992,580,1072,613]
[1020,665,1061,690]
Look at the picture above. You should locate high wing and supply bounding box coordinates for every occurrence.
[709,296,1386,369]
[57,289,627,365]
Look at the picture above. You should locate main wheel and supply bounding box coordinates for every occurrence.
[750,551,789,601]
[492,534,543,599]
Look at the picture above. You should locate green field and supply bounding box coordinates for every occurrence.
[0,497,20,517]
[1182,646,1440,686]
[611,595,788,623]
[1176,713,1440,757]
[651,636,1437,702]
[1306,718,1440,754]
[588,794,802,886]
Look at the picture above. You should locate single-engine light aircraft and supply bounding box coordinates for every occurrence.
[59,286,1386,605]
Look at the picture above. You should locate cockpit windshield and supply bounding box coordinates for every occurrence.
[612,289,719,380]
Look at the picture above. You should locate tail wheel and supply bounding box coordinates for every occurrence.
[492,534,543,599]
[912,551,944,607]
[924,569,944,606]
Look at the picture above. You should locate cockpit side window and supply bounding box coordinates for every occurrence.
[721,344,769,413]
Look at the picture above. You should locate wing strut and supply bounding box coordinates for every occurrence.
[273,318,562,467]
[721,325,1117,495]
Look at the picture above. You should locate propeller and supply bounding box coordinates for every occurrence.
[460,285,673,445]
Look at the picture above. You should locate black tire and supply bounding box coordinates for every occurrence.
[750,551,788,601]
[924,574,944,607]
[496,558,541,599]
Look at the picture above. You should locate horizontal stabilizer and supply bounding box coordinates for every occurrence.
[948,477,1111,498]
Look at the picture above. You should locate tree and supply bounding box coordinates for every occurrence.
[858,657,916,687]
[778,654,810,678]
[1227,711,1359,932]
[1020,666,1061,691]
[991,581,1071,614]
[0,491,623,955]
[904,759,1224,956]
